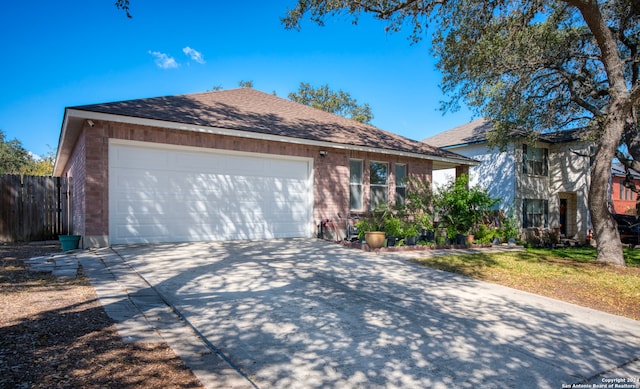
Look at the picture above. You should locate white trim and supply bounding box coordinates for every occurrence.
[349,158,364,212]
[108,138,313,164]
[53,113,71,174]
[67,109,477,166]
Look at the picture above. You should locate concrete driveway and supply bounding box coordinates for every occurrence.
[107,239,640,388]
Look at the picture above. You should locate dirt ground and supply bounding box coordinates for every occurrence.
[0,243,203,388]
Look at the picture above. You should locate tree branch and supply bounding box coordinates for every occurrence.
[616,150,640,174]
[114,0,132,18]
[564,0,628,98]
[570,148,594,158]
[631,83,640,106]
[567,80,603,115]
[614,151,640,195]
[354,0,440,18]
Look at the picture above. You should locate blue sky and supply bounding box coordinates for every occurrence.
[0,1,474,157]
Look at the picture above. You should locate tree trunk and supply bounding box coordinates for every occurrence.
[590,117,626,266]
[590,170,625,265]
[569,0,630,266]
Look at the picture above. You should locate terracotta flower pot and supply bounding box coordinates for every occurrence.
[365,231,386,249]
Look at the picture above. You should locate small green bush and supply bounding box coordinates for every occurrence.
[474,224,497,244]
[403,223,419,238]
[384,217,403,237]
[498,213,520,241]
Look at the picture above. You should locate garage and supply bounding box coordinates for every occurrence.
[108,140,313,244]
[54,88,476,248]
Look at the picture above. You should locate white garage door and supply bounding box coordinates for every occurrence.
[109,141,313,244]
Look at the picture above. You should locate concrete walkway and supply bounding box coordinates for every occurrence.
[79,248,253,388]
[35,240,640,388]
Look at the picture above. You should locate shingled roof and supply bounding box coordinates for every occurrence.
[612,162,640,179]
[69,88,471,163]
[423,118,493,148]
[423,118,590,148]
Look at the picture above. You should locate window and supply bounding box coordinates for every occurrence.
[370,161,388,210]
[620,181,635,201]
[395,164,407,205]
[350,159,363,210]
[620,182,623,200]
[523,199,548,228]
[523,144,548,176]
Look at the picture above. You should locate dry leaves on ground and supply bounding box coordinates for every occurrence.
[0,243,203,388]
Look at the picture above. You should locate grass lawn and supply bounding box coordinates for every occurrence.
[411,246,640,321]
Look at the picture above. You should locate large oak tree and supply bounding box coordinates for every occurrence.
[283,0,639,265]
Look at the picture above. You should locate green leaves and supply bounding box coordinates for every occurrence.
[433,174,499,235]
[282,0,636,144]
[0,130,53,176]
[288,82,373,123]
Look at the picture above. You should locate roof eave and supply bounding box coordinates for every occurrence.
[60,109,478,168]
[440,140,488,149]
[53,109,85,176]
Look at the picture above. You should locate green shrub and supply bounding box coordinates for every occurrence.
[384,216,403,237]
[474,224,496,244]
[354,218,375,239]
[434,175,499,236]
[498,213,520,241]
[402,222,419,238]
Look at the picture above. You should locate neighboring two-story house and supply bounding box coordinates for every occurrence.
[424,118,593,242]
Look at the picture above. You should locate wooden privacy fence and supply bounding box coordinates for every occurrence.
[0,175,72,242]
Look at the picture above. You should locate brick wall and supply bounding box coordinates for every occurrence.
[62,120,435,246]
[62,129,87,240]
[611,175,640,214]
[84,125,109,246]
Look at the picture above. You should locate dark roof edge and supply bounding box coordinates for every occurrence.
[63,108,479,166]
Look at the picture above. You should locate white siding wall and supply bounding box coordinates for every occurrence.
[436,144,516,211]
[433,139,591,241]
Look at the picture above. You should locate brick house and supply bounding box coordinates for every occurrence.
[53,88,475,247]
[611,162,640,215]
[425,118,593,242]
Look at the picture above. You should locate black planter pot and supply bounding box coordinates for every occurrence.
[455,234,467,245]
[386,236,399,247]
[405,236,417,246]
[421,230,435,242]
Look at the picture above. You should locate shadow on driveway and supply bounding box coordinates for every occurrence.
[107,239,640,389]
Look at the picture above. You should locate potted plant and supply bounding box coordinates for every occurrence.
[402,223,419,246]
[384,215,403,247]
[355,213,386,249]
[395,177,435,242]
[415,213,434,242]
